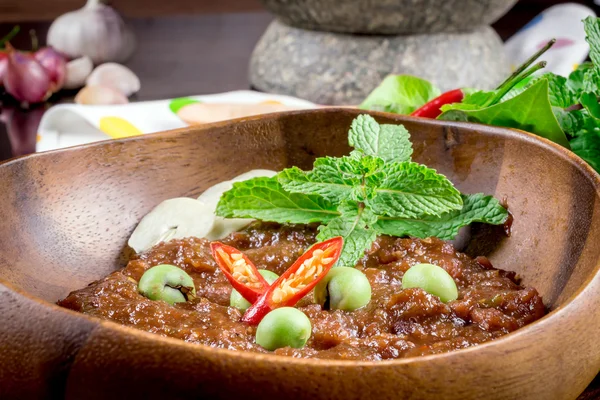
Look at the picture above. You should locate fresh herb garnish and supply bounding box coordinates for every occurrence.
[217,115,509,267]
[361,16,600,174]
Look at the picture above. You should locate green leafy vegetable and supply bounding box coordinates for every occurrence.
[374,193,508,240]
[217,115,509,267]
[581,92,600,119]
[566,63,592,93]
[571,131,600,172]
[439,79,570,148]
[359,75,441,115]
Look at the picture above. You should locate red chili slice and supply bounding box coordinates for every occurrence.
[210,242,270,304]
[241,236,344,325]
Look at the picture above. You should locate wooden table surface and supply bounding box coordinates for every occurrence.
[0,3,598,398]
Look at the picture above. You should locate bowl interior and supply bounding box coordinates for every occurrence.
[0,108,599,313]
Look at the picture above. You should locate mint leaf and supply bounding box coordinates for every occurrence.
[538,73,577,108]
[278,155,385,203]
[348,114,413,162]
[374,194,508,240]
[566,63,593,94]
[216,177,339,223]
[360,75,441,115]
[317,203,378,267]
[581,92,600,119]
[439,79,570,148]
[555,108,600,138]
[366,161,463,218]
[278,158,360,203]
[584,16,600,66]
[583,68,600,95]
[571,131,600,172]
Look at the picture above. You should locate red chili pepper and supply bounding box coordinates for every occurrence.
[410,89,465,119]
[241,236,344,325]
[211,242,270,304]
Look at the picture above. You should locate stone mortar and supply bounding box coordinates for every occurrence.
[249,20,509,105]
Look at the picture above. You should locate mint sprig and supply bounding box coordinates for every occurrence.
[216,115,509,267]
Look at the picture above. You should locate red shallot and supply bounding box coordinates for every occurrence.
[3,44,51,105]
[34,47,67,92]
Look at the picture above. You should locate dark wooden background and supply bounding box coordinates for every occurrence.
[0,1,598,396]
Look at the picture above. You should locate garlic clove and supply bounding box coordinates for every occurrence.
[75,85,129,105]
[64,56,93,89]
[198,169,277,240]
[86,62,140,96]
[128,198,215,254]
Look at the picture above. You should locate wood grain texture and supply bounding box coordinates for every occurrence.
[0,0,263,22]
[0,109,599,399]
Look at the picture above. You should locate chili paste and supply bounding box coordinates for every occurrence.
[59,222,546,360]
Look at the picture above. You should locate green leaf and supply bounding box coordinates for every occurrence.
[581,92,600,119]
[462,90,496,107]
[316,203,378,267]
[554,108,600,138]
[570,131,600,173]
[366,161,463,218]
[584,16,600,66]
[216,177,339,223]
[439,79,570,148]
[538,73,577,108]
[373,193,509,240]
[440,102,482,113]
[501,75,536,101]
[359,75,441,115]
[278,155,385,203]
[583,68,600,95]
[439,90,495,113]
[348,114,413,162]
[568,62,594,94]
[278,158,361,203]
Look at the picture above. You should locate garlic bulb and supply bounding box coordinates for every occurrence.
[47,0,135,65]
[86,63,140,96]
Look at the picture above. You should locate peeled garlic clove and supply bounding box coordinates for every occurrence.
[128,198,215,254]
[198,169,277,240]
[75,85,128,105]
[64,56,93,89]
[86,62,140,96]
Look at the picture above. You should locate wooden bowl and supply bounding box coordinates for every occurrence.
[0,109,599,400]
